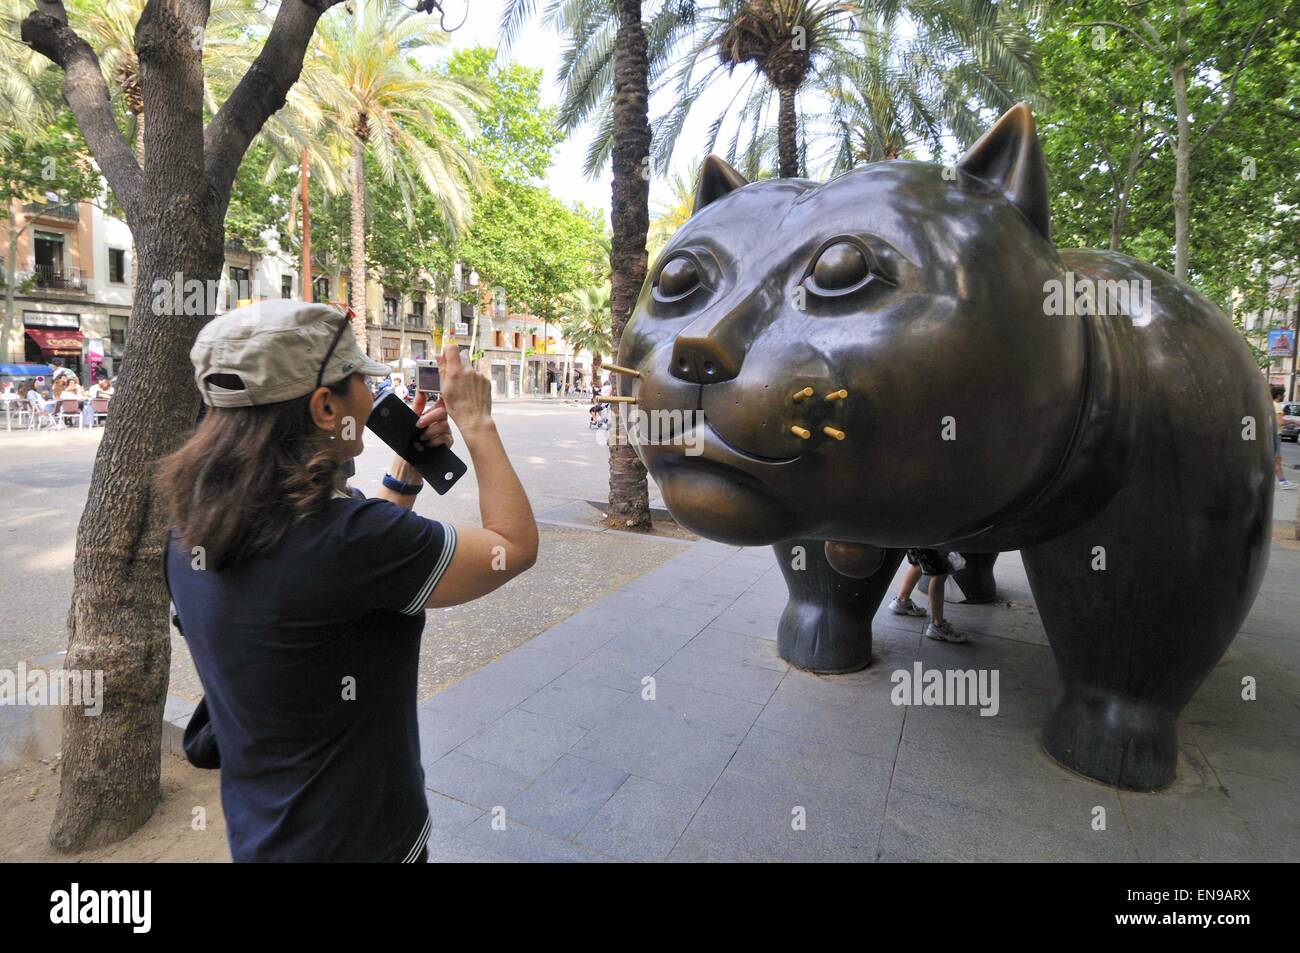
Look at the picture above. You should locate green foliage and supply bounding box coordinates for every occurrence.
[1036,1,1299,322]
[460,178,608,323]
[224,140,295,255]
[443,46,562,184]
[0,112,101,211]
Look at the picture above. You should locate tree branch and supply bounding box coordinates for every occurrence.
[1190,15,1274,156]
[21,2,143,215]
[1073,19,1166,59]
[203,0,344,200]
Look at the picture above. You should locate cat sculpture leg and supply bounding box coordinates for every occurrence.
[771,539,904,673]
[1022,439,1271,791]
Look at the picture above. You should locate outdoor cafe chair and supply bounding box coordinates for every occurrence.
[91,396,111,427]
[57,398,82,429]
[3,398,32,432]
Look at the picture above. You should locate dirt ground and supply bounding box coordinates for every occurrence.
[0,753,230,862]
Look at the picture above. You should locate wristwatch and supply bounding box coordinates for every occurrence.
[382,473,423,496]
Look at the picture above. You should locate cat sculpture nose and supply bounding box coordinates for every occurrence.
[669,335,741,384]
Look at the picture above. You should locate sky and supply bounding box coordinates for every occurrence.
[443,0,748,221]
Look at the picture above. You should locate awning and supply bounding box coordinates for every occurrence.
[25,327,83,356]
[0,363,53,377]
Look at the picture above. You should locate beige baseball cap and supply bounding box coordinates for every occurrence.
[191,299,391,407]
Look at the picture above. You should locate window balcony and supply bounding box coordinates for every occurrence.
[24,202,79,223]
[32,264,86,292]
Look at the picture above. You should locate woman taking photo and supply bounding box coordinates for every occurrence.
[160,299,538,862]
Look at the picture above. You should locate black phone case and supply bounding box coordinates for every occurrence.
[366,392,468,495]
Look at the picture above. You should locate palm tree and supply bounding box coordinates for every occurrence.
[312,0,485,344]
[69,0,265,163]
[502,0,655,528]
[562,282,613,386]
[647,168,697,262]
[0,0,49,149]
[815,1,1039,170]
[547,0,1037,179]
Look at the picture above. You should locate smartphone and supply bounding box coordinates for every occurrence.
[366,392,467,494]
[416,360,441,396]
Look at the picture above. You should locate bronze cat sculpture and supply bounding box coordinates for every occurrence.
[613,104,1273,791]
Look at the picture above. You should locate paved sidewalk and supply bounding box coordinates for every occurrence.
[416,528,1300,862]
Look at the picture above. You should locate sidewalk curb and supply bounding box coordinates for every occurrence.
[162,695,197,760]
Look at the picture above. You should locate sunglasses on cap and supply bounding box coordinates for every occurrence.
[315,306,355,392]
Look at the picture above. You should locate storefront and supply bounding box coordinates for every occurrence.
[23,314,84,380]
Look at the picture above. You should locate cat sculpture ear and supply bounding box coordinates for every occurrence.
[693,155,750,215]
[957,102,1050,240]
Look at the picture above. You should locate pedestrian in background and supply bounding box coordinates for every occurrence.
[890,549,968,643]
[1272,385,1296,490]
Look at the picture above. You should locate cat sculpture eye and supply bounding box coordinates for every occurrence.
[654,255,702,302]
[805,240,887,297]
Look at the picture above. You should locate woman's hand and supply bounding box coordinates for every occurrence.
[413,391,454,449]
[435,336,493,434]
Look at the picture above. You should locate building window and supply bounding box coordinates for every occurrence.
[493,330,504,348]
[410,340,426,360]
[313,276,330,302]
[382,338,399,363]
[383,296,399,327]
[281,275,293,298]
[513,332,523,349]
[108,248,126,284]
[227,266,251,310]
[34,232,65,285]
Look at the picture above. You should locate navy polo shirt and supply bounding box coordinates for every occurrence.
[165,489,456,862]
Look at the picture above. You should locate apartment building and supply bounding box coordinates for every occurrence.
[3,199,134,381]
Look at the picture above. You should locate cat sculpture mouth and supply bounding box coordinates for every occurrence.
[703,418,802,465]
[639,410,803,468]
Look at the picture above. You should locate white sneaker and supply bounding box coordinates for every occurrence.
[889,597,927,617]
[925,619,968,644]
[1279,480,1298,491]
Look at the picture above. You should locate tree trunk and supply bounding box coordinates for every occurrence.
[606,0,651,529]
[776,84,799,178]
[348,135,367,345]
[129,113,144,292]
[300,146,312,302]
[518,340,525,395]
[50,211,224,852]
[3,215,20,364]
[1110,139,1146,252]
[1171,62,1190,281]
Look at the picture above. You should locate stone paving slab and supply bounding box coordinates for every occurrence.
[417,540,1300,862]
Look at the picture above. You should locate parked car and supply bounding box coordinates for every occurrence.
[1281,402,1300,442]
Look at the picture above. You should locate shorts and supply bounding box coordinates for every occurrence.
[906,548,951,577]
[1275,431,1282,456]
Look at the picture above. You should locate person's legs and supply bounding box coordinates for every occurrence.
[897,563,922,601]
[1276,431,1297,488]
[927,573,947,624]
[917,549,967,643]
[888,554,928,616]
